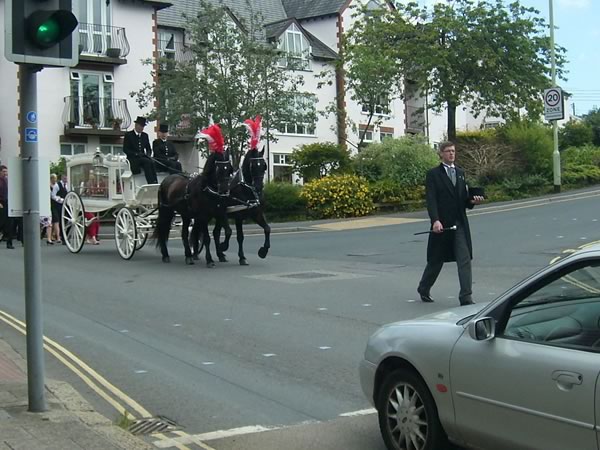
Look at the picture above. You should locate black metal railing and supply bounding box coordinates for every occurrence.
[405,104,426,133]
[62,96,132,131]
[157,39,193,63]
[79,23,130,58]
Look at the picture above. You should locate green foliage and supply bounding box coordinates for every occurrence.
[300,174,374,219]
[562,145,600,167]
[346,0,566,140]
[50,157,67,176]
[290,142,351,182]
[583,108,600,146]
[501,122,553,174]
[562,164,600,186]
[131,0,308,167]
[369,179,425,204]
[559,120,593,149]
[497,173,550,198]
[352,136,438,187]
[263,182,306,217]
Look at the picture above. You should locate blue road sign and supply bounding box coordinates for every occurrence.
[26,111,37,124]
[25,128,38,143]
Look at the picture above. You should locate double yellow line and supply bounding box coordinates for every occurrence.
[0,310,214,450]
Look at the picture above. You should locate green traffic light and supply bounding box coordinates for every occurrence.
[36,18,60,45]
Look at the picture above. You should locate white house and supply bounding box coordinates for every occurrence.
[0,0,172,166]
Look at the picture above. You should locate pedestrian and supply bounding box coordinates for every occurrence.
[0,165,15,249]
[123,116,158,184]
[153,124,182,174]
[417,141,484,306]
[57,173,69,244]
[49,174,63,244]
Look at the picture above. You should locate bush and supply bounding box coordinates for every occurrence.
[562,145,600,167]
[263,182,306,217]
[562,164,600,186]
[352,135,438,187]
[289,142,351,182]
[559,120,593,149]
[50,157,67,176]
[499,173,551,198]
[369,179,425,204]
[500,123,553,174]
[300,174,374,219]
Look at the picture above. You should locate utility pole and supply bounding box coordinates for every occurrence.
[549,0,560,193]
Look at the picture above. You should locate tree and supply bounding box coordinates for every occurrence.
[583,108,600,146]
[131,0,311,167]
[290,142,351,182]
[347,0,567,141]
[559,120,593,149]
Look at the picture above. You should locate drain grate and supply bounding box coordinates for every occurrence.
[280,271,337,279]
[128,415,180,435]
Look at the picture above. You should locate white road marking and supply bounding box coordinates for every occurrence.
[120,329,129,333]
[339,408,377,417]
[154,425,284,447]
[173,323,182,327]
[64,335,74,339]
[201,362,215,366]
[319,346,331,350]
[224,318,232,321]
[362,303,371,307]
[407,299,416,303]
[557,236,564,239]
[318,307,328,311]
[262,353,276,357]
[134,370,147,374]
[273,312,281,316]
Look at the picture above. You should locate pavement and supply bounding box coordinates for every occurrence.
[0,338,153,450]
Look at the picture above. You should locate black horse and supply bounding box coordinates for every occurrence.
[152,152,233,266]
[211,148,270,265]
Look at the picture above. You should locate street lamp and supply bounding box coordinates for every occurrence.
[549,0,561,192]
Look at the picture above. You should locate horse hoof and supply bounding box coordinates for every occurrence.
[192,254,200,261]
[218,255,228,263]
[206,261,215,268]
[185,257,195,265]
[162,256,171,263]
[239,258,249,266]
[258,247,268,259]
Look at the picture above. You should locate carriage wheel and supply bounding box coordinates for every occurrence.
[61,191,85,254]
[115,207,137,260]
[136,231,149,251]
[135,216,150,251]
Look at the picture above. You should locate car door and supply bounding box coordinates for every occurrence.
[450,260,600,450]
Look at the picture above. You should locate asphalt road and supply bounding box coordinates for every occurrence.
[1,187,599,450]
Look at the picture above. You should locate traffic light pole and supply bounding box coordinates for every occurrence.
[19,64,47,413]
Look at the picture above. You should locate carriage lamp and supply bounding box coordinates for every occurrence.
[92,147,104,168]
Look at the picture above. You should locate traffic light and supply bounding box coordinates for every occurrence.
[4,0,79,67]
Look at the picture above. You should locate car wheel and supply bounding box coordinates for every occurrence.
[377,368,448,450]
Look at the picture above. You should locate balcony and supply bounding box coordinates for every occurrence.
[158,39,193,64]
[405,104,426,134]
[78,23,130,64]
[62,96,131,136]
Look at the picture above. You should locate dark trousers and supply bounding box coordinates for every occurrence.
[418,227,473,304]
[155,159,182,174]
[0,204,13,244]
[135,156,158,184]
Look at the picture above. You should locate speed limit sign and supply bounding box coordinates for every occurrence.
[544,87,564,121]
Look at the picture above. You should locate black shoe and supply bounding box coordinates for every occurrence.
[6,242,15,249]
[460,299,475,306]
[417,289,434,303]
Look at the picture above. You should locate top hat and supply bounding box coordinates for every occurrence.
[159,124,169,133]
[134,116,147,126]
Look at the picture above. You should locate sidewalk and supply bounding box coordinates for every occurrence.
[0,338,153,450]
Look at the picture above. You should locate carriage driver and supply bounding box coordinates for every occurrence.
[153,124,182,174]
[123,116,158,184]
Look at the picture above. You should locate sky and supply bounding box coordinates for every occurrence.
[418,0,600,116]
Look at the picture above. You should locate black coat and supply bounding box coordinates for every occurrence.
[152,139,179,162]
[123,130,152,174]
[425,164,474,263]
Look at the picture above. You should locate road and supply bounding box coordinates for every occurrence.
[1,187,599,449]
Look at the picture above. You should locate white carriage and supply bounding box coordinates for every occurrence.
[61,150,169,260]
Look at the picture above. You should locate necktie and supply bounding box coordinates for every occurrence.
[449,167,456,186]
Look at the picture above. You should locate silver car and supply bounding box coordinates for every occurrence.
[360,243,600,450]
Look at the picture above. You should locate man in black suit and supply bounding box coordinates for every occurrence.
[417,141,484,306]
[153,124,182,174]
[123,116,158,184]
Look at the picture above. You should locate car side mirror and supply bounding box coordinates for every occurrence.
[468,317,496,341]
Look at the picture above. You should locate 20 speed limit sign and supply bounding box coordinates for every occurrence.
[544,87,564,121]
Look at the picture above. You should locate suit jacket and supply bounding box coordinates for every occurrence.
[152,139,179,161]
[425,164,474,263]
[123,130,152,160]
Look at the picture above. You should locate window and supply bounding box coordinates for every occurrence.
[273,153,292,183]
[279,94,316,135]
[100,145,123,156]
[278,23,311,70]
[359,126,374,142]
[78,0,112,55]
[69,70,115,128]
[361,95,389,116]
[503,262,600,351]
[71,164,109,199]
[159,31,176,59]
[61,143,86,156]
[380,131,394,141]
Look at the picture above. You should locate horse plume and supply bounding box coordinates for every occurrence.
[243,115,262,150]
[198,124,225,154]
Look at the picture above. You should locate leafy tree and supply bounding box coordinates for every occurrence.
[131,0,311,167]
[558,120,593,149]
[583,108,600,146]
[290,142,351,182]
[347,0,567,141]
[50,157,67,177]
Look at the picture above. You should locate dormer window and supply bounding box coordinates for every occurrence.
[278,23,311,71]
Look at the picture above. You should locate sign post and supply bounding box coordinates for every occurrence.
[547,0,561,193]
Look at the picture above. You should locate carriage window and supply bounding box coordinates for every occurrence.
[71,164,109,199]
